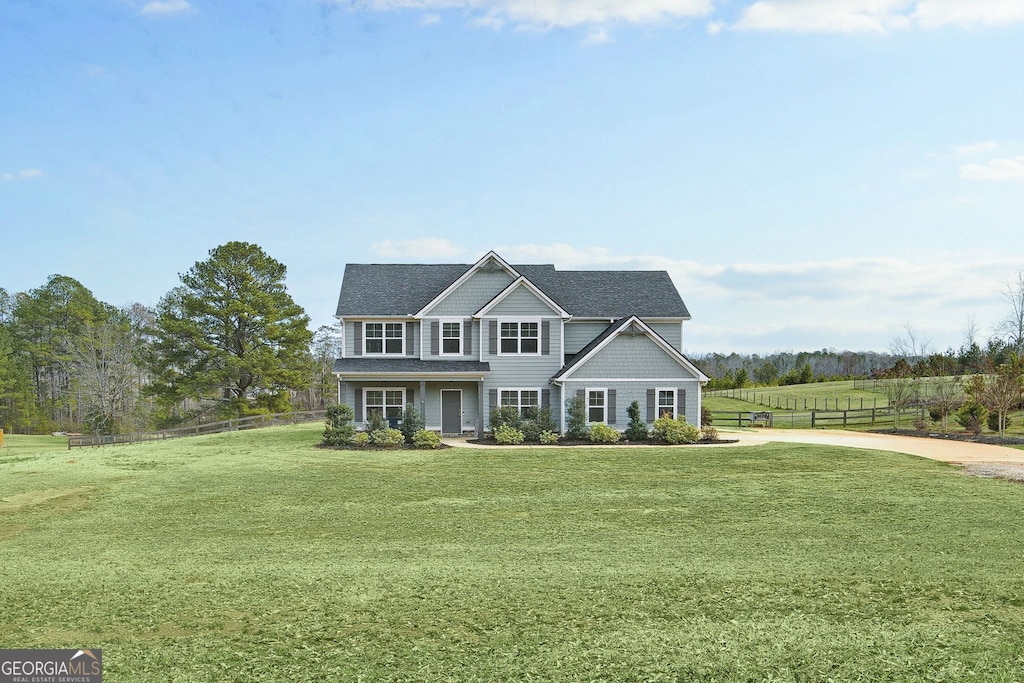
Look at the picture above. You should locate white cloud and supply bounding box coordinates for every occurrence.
[959,156,1024,181]
[140,0,192,16]
[2,168,44,182]
[372,238,466,259]
[731,0,1024,33]
[581,27,612,45]
[341,0,714,29]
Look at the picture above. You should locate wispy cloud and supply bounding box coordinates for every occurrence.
[730,0,1024,33]
[140,0,193,16]
[952,140,998,156]
[372,238,466,259]
[336,0,714,29]
[959,156,1024,181]
[581,27,613,45]
[1,168,44,182]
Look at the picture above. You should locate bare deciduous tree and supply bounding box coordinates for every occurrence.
[996,272,1024,353]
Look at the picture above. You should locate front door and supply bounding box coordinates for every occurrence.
[441,390,462,435]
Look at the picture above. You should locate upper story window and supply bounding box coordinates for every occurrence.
[365,322,404,355]
[441,321,461,355]
[500,321,539,355]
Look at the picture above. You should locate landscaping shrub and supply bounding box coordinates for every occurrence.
[624,400,649,442]
[987,412,1011,433]
[353,432,370,447]
[589,423,620,443]
[400,403,425,444]
[369,427,404,447]
[489,405,522,432]
[494,424,525,445]
[538,430,559,444]
[565,396,588,440]
[321,404,356,446]
[652,415,700,444]
[366,410,387,433]
[522,407,558,442]
[700,425,719,442]
[955,400,988,435]
[412,429,442,449]
[701,405,713,427]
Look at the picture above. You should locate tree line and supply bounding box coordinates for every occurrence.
[1,242,341,435]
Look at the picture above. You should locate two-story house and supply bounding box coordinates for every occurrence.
[332,251,708,436]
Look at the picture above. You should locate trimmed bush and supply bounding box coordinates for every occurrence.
[400,403,425,444]
[701,405,713,427]
[624,400,649,442]
[412,429,442,449]
[353,432,370,447]
[321,403,356,447]
[700,425,719,442]
[522,406,559,442]
[565,396,588,440]
[538,430,559,444]
[589,423,621,443]
[489,405,522,432]
[369,427,404,447]
[494,424,525,445]
[652,415,700,444]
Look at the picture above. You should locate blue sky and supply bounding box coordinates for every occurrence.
[2,0,1023,354]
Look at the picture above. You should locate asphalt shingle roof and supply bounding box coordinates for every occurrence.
[335,261,690,319]
[333,358,490,374]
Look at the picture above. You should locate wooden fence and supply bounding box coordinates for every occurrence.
[711,403,928,429]
[68,410,327,449]
[705,388,882,411]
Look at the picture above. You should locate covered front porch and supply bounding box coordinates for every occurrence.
[333,359,489,436]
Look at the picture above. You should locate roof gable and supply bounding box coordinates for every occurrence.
[476,276,570,318]
[415,251,520,317]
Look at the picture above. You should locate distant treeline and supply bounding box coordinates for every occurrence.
[692,339,1020,390]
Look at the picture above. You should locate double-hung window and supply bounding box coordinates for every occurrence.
[500,321,539,355]
[365,322,404,355]
[441,321,461,355]
[500,389,540,419]
[657,389,676,420]
[587,389,607,423]
[364,388,405,422]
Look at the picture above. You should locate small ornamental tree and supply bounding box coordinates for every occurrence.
[565,396,588,440]
[624,400,649,441]
[400,403,425,444]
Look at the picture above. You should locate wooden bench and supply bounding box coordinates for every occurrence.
[749,411,772,427]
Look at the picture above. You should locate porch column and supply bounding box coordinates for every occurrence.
[338,379,346,406]
[419,380,427,422]
[477,380,485,436]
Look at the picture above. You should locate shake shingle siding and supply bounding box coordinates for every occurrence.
[565,334,686,379]
[486,286,560,317]
[427,270,515,317]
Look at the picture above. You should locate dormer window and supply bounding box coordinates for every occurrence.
[365,322,404,355]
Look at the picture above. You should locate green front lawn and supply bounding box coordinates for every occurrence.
[2,424,1023,681]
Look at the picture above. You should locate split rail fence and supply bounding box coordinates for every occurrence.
[711,404,929,429]
[67,410,327,449]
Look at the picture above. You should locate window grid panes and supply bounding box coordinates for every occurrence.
[442,322,461,355]
[588,390,606,423]
[500,389,539,418]
[366,388,405,421]
[365,322,404,355]
[499,321,539,354]
[658,390,676,420]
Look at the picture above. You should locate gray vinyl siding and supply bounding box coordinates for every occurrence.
[486,286,559,317]
[426,270,515,317]
[423,382,479,433]
[561,380,701,426]
[646,321,683,352]
[481,315,562,423]
[421,317,475,360]
[566,334,695,380]
[564,321,613,354]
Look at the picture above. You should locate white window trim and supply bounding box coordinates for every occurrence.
[362,387,406,423]
[498,387,541,417]
[587,387,607,424]
[497,317,542,356]
[364,321,405,357]
[439,318,463,357]
[656,387,677,420]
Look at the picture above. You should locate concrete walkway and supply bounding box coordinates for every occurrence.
[444,429,1024,465]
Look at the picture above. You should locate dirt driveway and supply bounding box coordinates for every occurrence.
[724,428,1024,481]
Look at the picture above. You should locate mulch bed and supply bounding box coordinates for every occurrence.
[869,429,1024,447]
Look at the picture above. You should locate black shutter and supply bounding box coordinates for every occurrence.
[541,389,550,409]
[353,322,362,357]
[489,389,498,417]
[646,389,656,422]
[464,320,472,355]
[679,389,687,421]
[608,390,616,424]
[406,322,416,356]
[541,320,550,355]
[576,389,585,400]
[489,320,497,355]
[431,321,439,356]
[355,390,363,421]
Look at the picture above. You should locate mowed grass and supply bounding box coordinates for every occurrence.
[3,424,1024,681]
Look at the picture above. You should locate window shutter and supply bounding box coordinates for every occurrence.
[541,389,550,409]
[464,320,472,355]
[576,389,585,400]
[430,321,439,356]
[489,389,498,415]
[541,320,550,355]
[355,390,363,421]
[406,322,416,356]
[679,388,687,420]
[353,322,363,357]
[489,320,497,355]
[646,389,656,422]
[608,389,616,424]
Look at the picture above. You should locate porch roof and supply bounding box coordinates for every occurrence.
[333,358,490,379]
